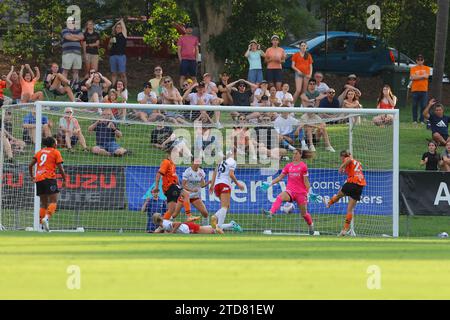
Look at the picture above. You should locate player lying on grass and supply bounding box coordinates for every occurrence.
[261,148,315,235]
[152,213,223,234]
[209,150,244,233]
[171,159,211,225]
[326,150,367,236]
[28,137,66,232]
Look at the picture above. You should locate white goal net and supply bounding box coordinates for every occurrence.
[0,101,399,236]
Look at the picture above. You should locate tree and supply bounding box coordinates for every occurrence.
[431,0,449,101]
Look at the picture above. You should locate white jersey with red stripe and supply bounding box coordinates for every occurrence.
[214,157,237,188]
[158,219,190,234]
[182,167,206,199]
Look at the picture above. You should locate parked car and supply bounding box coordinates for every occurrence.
[95,17,186,59]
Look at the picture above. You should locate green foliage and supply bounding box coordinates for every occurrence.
[143,0,190,54]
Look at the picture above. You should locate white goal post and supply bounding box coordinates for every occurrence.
[0,100,399,237]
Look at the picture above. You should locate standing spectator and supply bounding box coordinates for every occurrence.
[177,23,199,88]
[410,54,431,124]
[441,141,450,172]
[45,63,75,102]
[314,72,330,94]
[85,72,112,102]
[423,99,450,146]
[109,18,128,87]
[136,82,163,122]
[292,41,313,105]
[19,64,44,103]
[319,88,340,109]
[23,108,53,144]
[61,16,84,84]
[338,74,362,105]
[217,72,232,106]
[6,66,22,104]
[245,39,265,84]
[265,35,286,91]
[58,107,88,153]
[373,85,397,126]
[420,141,441,171]
[276,83,294,107]
[149,66,164,100]
[82,20,100,77]
[88,109,128,157]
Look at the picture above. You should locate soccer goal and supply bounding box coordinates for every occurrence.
[0,101,399,237]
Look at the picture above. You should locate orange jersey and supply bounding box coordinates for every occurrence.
[33,147,63,182]
[344,157,367,186]
[159,158,178,193]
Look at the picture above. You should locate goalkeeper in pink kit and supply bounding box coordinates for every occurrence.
[261,149,315,235]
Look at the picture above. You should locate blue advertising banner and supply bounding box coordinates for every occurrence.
[125,166,393,215]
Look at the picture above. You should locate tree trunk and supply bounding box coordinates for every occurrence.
[194,0,232,80]
[431,0,449,101]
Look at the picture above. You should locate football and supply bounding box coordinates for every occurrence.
[281,202,295,214]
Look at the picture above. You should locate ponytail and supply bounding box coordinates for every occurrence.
[340,150,351,158]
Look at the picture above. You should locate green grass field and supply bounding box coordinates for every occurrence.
[1,232,450,300]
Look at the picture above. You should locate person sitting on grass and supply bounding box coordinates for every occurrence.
[423,99,450,146]
[420,141,441,171]
[58,107,88,153]
[22,108,53,144]
[441,141,450,172]
[88,109,128,157]
[373,85,396,127]
[45,63,75,102]
[1,120,25,162]
[19,64,44,103]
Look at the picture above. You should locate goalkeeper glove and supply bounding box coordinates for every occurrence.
[308,191,323,204]
[261,182,271,191]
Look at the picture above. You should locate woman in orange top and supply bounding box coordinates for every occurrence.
[373,85,397,126]
[28,137,66,231]
[292,41,314,105]
[19,64,44,103]
[326,150,367,236]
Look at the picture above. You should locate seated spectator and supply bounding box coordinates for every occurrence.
[19,64,44,103]
[6,66,22,104]
[255,95,277,121]
[136,82,164,122]
[113,79,129,121]
[151,122,192,160]
[252,80,270,105]
[161,76,188,125]
[217,72,232,106]
[45,63,75,101]
[319,88,340,109]
[182,81,223,125]
[314,72,330,94]
[86,72,111,102]
[88,109,127,157]
[231,116,258,161]
[276,83,294,107]
[103,89,125,119]
[274,112,307,151]
[268,85,282,107]
[441,141,450,172]
[203,73,218,96]
[1,120,25,162]
[227,79,258,120]
[22,108,53,144]
[301,79,327,108]
[373,85,397,126]
[423,99,450,146]
[57,107,88,153]
[77,70,94,102]
[254,115,288,160]
[342,89,362,109]
[149,65,164,101]
[420,141,441,171]
[338,74,362,105]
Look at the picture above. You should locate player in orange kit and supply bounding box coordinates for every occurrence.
[326,150,367,236]
[28,137,66,231]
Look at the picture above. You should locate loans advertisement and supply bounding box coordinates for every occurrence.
[125,166,393,215]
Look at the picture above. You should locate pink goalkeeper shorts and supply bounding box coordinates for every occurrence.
[285,189,307,206]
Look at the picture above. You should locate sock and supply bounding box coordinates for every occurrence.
[163,211,172,220]
[39,208,46,222]
[221,223,234,231]
[270,196,283,214]
[303,212,313,226]
[47,203,57,218]
[215,207,228,227]
[184,200,191,216]
[328,195,340,206]
[343,213,353,231]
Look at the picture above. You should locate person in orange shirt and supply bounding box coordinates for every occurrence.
[19,64,44,103]
[291,41,314,105]
[152,147,189,220]
[326,150,367,236]
[265,35,286,91]
[0,74,7,107]
[28,137,66,232]
[410,54,431,124]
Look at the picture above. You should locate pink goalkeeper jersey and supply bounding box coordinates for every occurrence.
[282,162,309,194]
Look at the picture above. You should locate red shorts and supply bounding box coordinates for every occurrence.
[185,222,200,234]
[214,183,231,197]
[286,190,307,206]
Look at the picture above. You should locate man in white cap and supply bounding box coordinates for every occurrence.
[264,35,286,91]
[61,16,84,85]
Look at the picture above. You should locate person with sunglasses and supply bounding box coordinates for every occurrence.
[57,107,88,153]
[410,54,431,124]
[319,88,340,109]
[149,66,164,100]
[226,79,258,121]
[161,76,188,125]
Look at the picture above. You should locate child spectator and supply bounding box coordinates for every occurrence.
[420,141,441,171]
[19,64,44,103]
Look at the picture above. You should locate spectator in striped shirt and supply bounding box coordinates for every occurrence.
[61,16,84,84]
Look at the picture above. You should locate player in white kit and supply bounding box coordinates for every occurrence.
[152,213,222,234]
[172,159,210,225]
[209,151,244,232]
